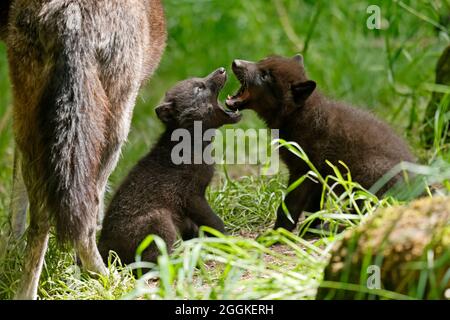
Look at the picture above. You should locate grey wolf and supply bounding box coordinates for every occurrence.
[5,0,166,299]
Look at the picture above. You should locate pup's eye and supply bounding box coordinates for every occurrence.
[260,71,270,81]
[194,84,206,95]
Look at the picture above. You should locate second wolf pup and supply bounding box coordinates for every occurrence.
[99,68,241,264]
[226,55,415,232]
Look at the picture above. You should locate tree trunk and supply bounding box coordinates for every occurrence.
[422,45,450,147]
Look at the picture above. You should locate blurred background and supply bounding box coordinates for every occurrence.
[0,0,449,224]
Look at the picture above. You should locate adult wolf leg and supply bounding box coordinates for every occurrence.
[95,96,136,226]
[75,224,108,276]
[9,148,28,239]
[14,201,49,300]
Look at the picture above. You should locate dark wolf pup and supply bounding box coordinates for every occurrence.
[226,54,415,232]
[6,0,166,299]
[99,68,241,264]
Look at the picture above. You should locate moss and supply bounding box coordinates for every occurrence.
[317,197,450,299]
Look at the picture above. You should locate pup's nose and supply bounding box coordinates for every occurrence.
[232,59,254,71]
[232,60,244,68]
[218,67,226,74]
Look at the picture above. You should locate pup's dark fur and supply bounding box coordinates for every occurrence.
[99,68,241,264]
[0,1,11,40]
[7,0,166,299]
[226,55,415,232]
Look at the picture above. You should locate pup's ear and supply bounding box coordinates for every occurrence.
[291,80,316,104]
[292,54,304,66]
[155,101,174,123]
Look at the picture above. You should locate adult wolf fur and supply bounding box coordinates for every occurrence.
[6,0,166,299]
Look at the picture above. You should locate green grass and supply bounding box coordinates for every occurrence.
[0,0,450,300]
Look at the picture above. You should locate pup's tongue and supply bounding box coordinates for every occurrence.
[225,86,250,109]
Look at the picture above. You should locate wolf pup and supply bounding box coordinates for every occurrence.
[99,68,241,264]
[7,0,166,299]
[226,55,415,232]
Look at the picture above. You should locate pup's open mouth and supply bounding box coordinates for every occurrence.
[218,103,242,123]
[210,70,241,123]
[207,68,241,123]
[225,84,250,111]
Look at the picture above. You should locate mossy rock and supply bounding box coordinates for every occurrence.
[317,197,450,299]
